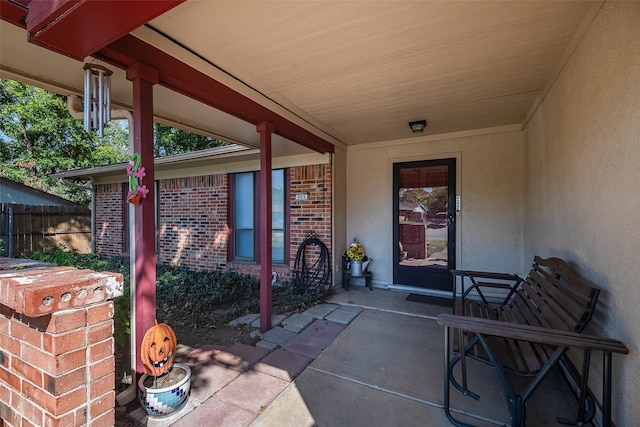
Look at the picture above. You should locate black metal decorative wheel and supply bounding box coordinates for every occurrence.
[292,232,331,293]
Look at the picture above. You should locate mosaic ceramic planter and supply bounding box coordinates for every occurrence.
[138,363,191,418]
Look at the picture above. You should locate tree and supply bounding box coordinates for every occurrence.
[426,186,448,217]
[400,188,431,208]
[154,123,226,157]
[1,78,228,206]
[0,78,128,205]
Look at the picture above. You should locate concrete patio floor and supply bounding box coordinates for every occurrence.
[130,285,578,426]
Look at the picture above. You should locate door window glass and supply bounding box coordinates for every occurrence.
[398,165,449,268]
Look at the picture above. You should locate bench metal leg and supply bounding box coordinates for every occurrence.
[447,329,570,427]
[443,325,476,427]
[513,396,524,427]
[603,351,613,427]
[443,327,601,427]
[577,350,592,424]
[459,328,469,392]
[557,350,596,426]
[557,350,616,427]
[448,333,481,400]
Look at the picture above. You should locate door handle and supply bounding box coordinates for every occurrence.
[448,215,455,226]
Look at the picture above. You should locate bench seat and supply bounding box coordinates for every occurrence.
[438,256,628,427]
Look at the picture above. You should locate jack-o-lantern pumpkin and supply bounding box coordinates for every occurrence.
[141,320,177,376]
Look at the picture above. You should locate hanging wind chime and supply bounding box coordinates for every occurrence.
[83,63,112,137]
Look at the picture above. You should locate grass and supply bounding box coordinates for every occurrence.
[427,240,447,257]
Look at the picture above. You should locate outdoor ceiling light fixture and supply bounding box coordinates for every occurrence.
[83,63,113,137]
[408,120,427,133]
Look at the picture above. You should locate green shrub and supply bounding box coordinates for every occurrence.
[25,248,329,345]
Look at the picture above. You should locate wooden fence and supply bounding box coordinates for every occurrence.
[0,203,91,257]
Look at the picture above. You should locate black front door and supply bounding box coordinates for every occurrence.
[393,158,456,291]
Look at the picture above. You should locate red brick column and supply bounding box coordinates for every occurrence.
[0,258,124,427]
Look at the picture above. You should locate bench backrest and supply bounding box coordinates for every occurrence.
[509,256,600,333]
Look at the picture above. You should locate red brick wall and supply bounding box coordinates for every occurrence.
[94,184,126,257]
[0,261,122,427]
[94,163,332,281]
[158,175,228,270]
[0,304,117,427]
[288,164,333,278]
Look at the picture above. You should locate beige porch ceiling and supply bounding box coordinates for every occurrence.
[1,1,602,148]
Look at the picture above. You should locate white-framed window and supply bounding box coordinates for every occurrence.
[231,169,287,263]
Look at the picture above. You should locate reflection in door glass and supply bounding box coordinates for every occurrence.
[398,165,448,268]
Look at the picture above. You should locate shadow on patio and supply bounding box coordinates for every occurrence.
[130,286,576,426]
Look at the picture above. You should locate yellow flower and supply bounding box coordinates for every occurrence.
[345,243,365,261]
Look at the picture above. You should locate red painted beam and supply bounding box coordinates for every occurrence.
[27,0,78,34]
[1,0,334,153]
[96,35,335,154]
[258,122,275,333]
[26,0,185,60]
[0,0,29,27]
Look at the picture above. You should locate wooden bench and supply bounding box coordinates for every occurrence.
[437,256,628,427]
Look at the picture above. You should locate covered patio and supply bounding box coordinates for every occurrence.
[129,286,577,427]
[1,1,638,426]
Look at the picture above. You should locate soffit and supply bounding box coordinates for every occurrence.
[0,20,316,157]
[2,1,600,148]
[146,1,598,145]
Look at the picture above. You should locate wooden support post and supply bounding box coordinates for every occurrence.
[258,121,275,333]
[127,62,159,376]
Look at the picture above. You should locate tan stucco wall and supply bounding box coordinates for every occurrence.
[523,2,640,424]
[332,147,348,284]
[346,128,524,287]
